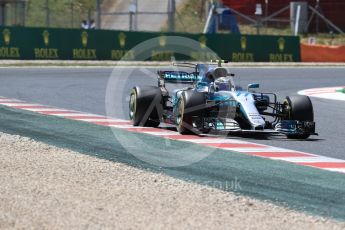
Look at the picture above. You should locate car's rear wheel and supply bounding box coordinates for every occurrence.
[129,86,162,127]
[283,95,314,139]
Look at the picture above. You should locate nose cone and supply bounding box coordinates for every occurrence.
[235,92,266,130]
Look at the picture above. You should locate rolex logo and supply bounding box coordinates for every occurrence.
[199,36,207,49]
[2,29,11,46]
[159,35,166,47]
[240,37,247,51]
[81,31,88,47]
[278,37,285,52]
[42,30,50,46]
[118,32,126,48]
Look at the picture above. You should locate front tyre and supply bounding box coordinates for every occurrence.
[176,96,193,134]
[176,90,206,135]
[284,95,314,139]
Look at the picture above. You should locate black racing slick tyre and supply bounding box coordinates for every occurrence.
[284,95,314,139]
[129,86,162,127]
[176,90,206,135]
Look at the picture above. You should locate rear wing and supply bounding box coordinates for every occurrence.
[158,71,200,84]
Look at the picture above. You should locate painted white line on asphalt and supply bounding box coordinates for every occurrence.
[273,157,345,163]
[0,99,23,103]
[299,86,345,101]
[326,168,345,173]
[309,93,345,101]
[29,108,72,112]
[76,118,124,122]
[182,138,251,144]
[222,148,270,152]
[105,119,131,122]
[108,125,134,128]
[109,125,146,129]
[231,147,308,153]
[143,131,179,136]
[53,113,104,117]
[0,103,43,107]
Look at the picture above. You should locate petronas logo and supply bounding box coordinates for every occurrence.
[159,35,166,47]
[199,36,207,49]
[2,29,11,46]
[118,32,126,48]
[42,30,50,46]
[278,37,285,52]
[240,37,247,51]
[81,31,88,47]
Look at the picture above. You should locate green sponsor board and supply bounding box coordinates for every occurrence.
[0,26,301,62]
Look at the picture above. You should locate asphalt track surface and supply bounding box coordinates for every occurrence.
[0,67,344,159]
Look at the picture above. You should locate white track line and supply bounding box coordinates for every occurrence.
[29,108,73,112]
[0,103,43,107]
[326,168,345,173]
[299,86,345,101]
[272,157,345,163]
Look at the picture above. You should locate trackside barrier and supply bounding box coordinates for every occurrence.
[301,43,345,62]
[0,26,301,62]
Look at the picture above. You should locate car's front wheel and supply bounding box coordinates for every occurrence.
[176,96,193,134]
[176,90,206,135]
[283,95,314,139]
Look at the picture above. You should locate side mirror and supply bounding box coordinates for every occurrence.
[247,83,260,91]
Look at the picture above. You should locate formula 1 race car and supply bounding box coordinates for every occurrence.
[129,61,317,139]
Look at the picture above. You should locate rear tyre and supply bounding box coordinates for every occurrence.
[176,90,206,135]
[129,86,162,127]
[283,95,314,139]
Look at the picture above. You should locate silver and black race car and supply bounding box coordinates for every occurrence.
[129,61,317,139]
